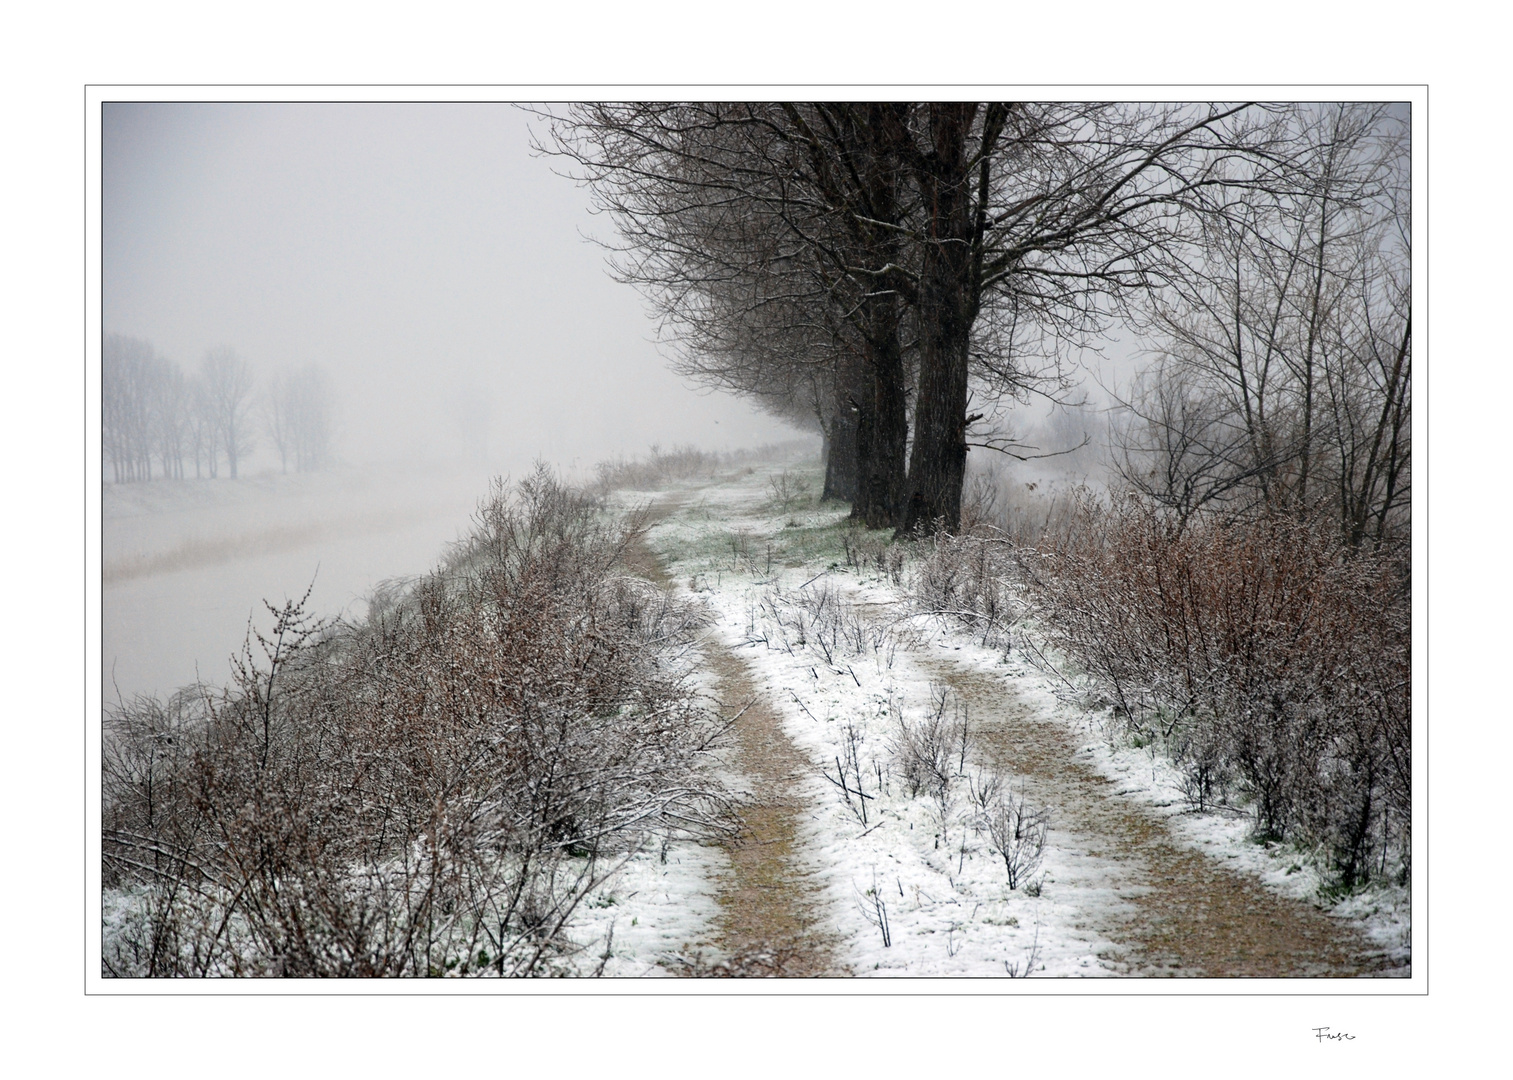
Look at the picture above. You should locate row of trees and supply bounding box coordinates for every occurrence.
[550,101,1411,890]
[542,102,1407,540]
[103,334,333,483]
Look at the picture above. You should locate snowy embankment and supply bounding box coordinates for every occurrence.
[101,457,1408,977]
[586,459,1409,976]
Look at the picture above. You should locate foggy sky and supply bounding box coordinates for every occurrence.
[102,102,804,469]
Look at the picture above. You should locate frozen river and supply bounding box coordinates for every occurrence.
[101,461,531,702]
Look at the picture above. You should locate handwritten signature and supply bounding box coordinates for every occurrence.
[1313,1027,1356,1043]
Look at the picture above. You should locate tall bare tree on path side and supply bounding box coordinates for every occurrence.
[541,103,919,526]
[879,102,1286,535]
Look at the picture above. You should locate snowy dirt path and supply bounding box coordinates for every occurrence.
[626,497,843,976]
[928,659,1398,977]
[610,463,1405,978]
[696,649,846,975]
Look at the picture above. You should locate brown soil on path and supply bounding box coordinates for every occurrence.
[925,658,1405,978]
[692,649,845,976]
[624,495,842,977]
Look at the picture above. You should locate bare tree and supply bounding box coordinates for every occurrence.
[266,363,334,473]
[150,359,189,480]
[200,347,256,479]
[265,372,293,474]
[188,372,218,478]
[877,102,1294,535]
[1111,103,1410,547]
[103,334,157,482]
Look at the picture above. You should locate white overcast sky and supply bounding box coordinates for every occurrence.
[103,102,804,468]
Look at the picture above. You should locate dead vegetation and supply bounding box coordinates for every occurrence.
[590,440,814,497]
[102,465,736,977]
[1023,495,1410,892]
[908,476,1410,894]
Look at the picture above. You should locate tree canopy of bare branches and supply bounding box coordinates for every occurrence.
[1111,102,1409,549]
[542,101,1325,535]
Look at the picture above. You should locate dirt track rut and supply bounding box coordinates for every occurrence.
[930,659,1404,977]
[628,499,840,977]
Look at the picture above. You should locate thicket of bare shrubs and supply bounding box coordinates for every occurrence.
[1023,495,1409,890]
[592,443,723,493]
[910,528,1017,650]
[102,466,734,977]
[908,479,1410,894]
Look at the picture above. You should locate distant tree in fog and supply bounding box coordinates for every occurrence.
[105,333,189,482]
[103,334,155,482]
[266,364,334,473]
[200,347,256,479]
[151,361,189,479]
[188,373,218,478]
[265,372,292,473]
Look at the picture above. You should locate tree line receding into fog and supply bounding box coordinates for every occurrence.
[103,334,334,484]
[541,101,1408,550]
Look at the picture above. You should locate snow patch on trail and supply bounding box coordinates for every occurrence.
[566,841,729,977]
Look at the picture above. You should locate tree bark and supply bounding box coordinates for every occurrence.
[850,103,911,529]
[898,104,981,536]
[851,293,908,528]
[822,370,860,502]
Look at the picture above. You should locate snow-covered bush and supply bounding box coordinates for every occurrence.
[985,788,1051,891]
[102,465,735,977]
[1018,493,1410,891]
[889,685,970,804]
[908,529,1016,649]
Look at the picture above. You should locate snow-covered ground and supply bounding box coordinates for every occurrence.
[615,466,1121,976]
[100,454,1410,978]
[560,842,730,977]
[594,457,1411,977]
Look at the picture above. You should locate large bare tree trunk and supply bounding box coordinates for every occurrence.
[822,379,860,502]
[851,293,908,528]
[898,104,980,536]
[851,104,911,529]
